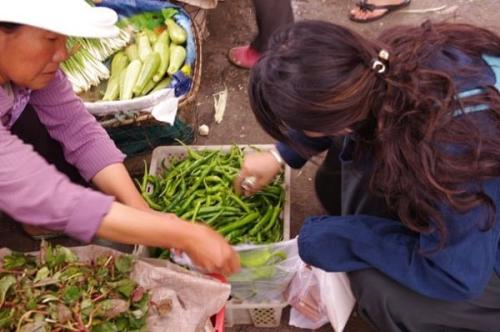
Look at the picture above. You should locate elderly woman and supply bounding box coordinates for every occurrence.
[237,20,500,331]
[0,0,239,276]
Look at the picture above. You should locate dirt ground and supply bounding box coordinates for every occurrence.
[0,0,498,331]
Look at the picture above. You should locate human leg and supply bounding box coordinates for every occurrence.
[349,269,500,332]
[250,0,294,52]
[228,0,293,69]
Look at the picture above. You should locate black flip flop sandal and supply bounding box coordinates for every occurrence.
[349,0,411,23]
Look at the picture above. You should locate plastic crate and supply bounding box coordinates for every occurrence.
[134,144,292,328]
[146,144,291,240]
[224,300,288,328]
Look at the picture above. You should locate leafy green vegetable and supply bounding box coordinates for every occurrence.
[0,308,11,328]
[118,11,165,30]
[2,251,36,270]
[0,244,150,331]
[115,255,134,274]
[62,285,81,304]
[93,322,119,332]
[0,275,15,307]
[161,8,178,20]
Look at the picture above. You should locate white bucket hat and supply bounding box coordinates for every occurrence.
[0,0,119,38]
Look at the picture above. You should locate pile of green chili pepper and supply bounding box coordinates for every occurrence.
[139,146,285,249]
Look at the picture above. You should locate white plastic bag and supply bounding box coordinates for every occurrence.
[84,88,179,124]
[314,268,356,331]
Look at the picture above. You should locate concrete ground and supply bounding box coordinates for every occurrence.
[0,0,498,331]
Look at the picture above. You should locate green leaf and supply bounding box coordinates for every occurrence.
[161,8,178,20]
[34,267,50,283]
[80,298,93,316]
[0,308,12,328]
[60,266,82,281]
[95,299,129,319]
[0,275,16,306]
[128,314,148,330]
[91,322,118,332]
[44,245,78,269]
[115,316,128,330]
[132,292,149,314]
[62,285,81,304]
[115,279,136,298]
[26,296,38,310]
[124,12,165,30]
[114,255,134,274]
[2,252,36,270]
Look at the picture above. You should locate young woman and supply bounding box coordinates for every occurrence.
[0,0,239,276]
[236,20,500,331]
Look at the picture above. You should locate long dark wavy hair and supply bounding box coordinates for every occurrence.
[249,20,500,249]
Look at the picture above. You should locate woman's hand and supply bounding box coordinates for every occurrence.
[234,151,283,196]
[97,203,240,276]
[180,222,240,276]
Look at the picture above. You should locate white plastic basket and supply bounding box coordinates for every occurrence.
[134,144,291,253]
[224,300,288,328]
[133,144,291,327]
[140,144,290,240]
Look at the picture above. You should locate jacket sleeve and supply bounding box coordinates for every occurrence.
[298,178,500,301]
[0,123,114,242]
[29,70,125,181]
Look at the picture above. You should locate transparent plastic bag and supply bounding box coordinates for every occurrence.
[285,262,355,331]
[173,238,300,302]
[229,238,299,302]
[285,261,329,329]
[289,307,330,330]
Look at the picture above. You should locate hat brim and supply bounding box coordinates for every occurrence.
[0,2,119,38]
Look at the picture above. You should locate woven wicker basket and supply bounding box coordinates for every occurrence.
[96,19,203,129]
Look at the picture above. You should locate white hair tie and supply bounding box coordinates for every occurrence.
[371,49,390,74]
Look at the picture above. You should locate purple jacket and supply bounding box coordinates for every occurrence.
[0,71,125,242]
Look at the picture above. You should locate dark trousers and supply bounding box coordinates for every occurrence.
[314,147,500,332]
[251,0,294,52]
[350,269,500,332]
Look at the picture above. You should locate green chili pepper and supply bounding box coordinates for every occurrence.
[249,205,274,236]
[191,200,202,222]
[228,193,252,214]
[218,212,259,236]
[142,194,163,211]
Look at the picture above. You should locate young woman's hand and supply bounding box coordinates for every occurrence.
[234,151,283,196]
